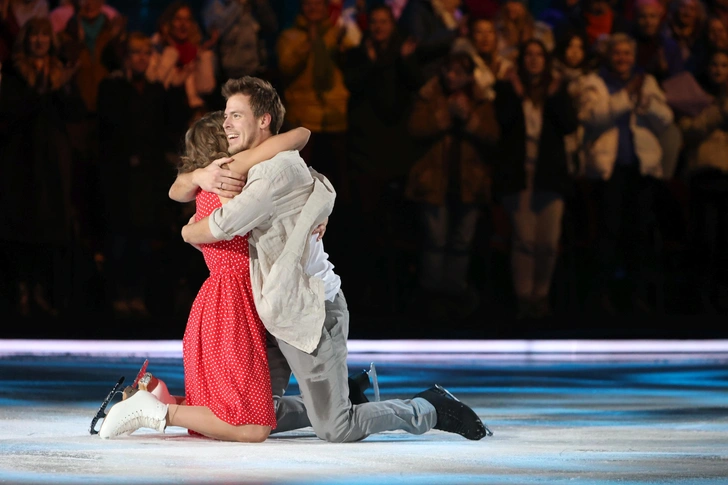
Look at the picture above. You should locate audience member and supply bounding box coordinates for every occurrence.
[678,48,728,312]
[342,4,420,310]
[398,0,465,87]
[147,1,217,113]
[405,51,500,319]
[494,39,578,319]
[96,32,190,317]
[201,0,278,83]
[48,0,118,33]
[553,29,593,174]
[494,0,555,63]
[276,0,357,204]
[578,32,674,314]
[451,16,514,99]
[0,15,85,318]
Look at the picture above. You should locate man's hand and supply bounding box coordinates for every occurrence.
[312,217,329,241]
[196,157,246,197]
[185,215,202,252]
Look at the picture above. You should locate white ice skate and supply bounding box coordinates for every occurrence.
[98,390,168,439]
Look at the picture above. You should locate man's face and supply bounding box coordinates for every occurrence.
[471,19,497,55]
[610,41,635,77]
[302,0,328,23]
[368,9,395,44]
[78,0,104,20]
[224,94,261,155]
[126,39,152,75]
[636,4,663,37]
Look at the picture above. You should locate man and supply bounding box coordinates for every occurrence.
[105,76,490,442]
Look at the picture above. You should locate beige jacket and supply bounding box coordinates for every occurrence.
[680,95,728,175]
[276,16,356,133]
[578,72,673,180]
[208,150,336,353]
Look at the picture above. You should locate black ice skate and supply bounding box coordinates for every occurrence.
[348,362,380,405]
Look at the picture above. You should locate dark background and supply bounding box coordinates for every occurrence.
[1,0,725,341]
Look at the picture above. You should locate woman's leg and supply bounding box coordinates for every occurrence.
[167,404,271,443]
[502,190,537,313]
[532,193,565,302]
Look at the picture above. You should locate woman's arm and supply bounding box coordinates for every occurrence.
[226,127,311,174]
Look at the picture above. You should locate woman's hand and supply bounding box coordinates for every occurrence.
[194,157,246,197]
[312,217,329,241]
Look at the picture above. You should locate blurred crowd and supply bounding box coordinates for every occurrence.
[1,0,728,331]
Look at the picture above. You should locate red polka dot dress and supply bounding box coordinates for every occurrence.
[183,190,276,431]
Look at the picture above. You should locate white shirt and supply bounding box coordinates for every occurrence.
[305,235,341,302]
[209,151,336,353]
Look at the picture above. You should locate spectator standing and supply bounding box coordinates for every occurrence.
[275,0,357,204]
[494,0,555,64]
[147,1,217,113]
[0,0,49,71]
[494,39,578,319]
[201,0,278,83]
[678,49,728,312]
[0,16,85,318]
[578,33,674,314]
[342,4,420,311]
[451,16,514,99]
[405,51,500,319]
[96,32,190,318]
[398,0,465,87]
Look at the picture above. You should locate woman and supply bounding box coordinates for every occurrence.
[451,16,513,99]
[553,29,593,174]
[0,16,83,318]
[99,114,312,442]
[147,1,217,111]
[494,39,578,319]
[678,49,728,312]
[578,33,674,314]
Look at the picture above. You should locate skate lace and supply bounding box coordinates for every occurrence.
[114,409,163,435]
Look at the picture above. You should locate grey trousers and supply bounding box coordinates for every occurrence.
[267,290,436,442]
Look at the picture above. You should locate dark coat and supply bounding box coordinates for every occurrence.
[0,72,85,245]
[96,74,188,237]
[493,80,578,201]
[343,34,420,179]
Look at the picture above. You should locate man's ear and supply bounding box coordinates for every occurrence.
[259,113,272,130]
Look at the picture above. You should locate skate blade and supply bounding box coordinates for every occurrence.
[131,359,149,388]
[369,362,380,402]
[89,376,125,435]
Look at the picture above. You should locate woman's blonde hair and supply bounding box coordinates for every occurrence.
[177,111,229,174]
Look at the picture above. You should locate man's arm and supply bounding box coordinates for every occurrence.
[181,177,273,244]
[169,157,245,202]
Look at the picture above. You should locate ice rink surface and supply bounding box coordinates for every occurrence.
[1,339,727,485]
